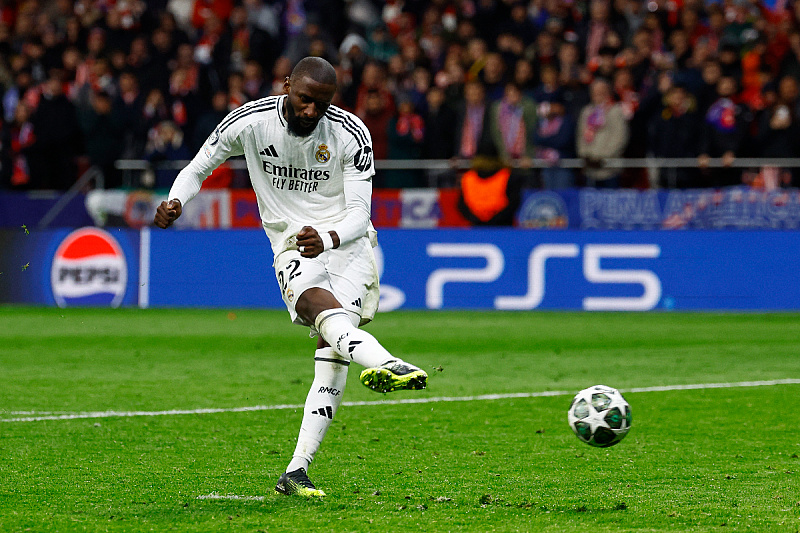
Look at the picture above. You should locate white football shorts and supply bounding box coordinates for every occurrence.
[273,235,380,332]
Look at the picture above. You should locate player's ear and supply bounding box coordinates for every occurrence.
[283,77,291,95]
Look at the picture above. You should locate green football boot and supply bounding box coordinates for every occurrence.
[359,361,428,393]
[275,468,326,497]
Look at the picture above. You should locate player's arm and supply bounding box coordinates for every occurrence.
[296,179,371,257]
[297,118,374,257]
[153,120,244,228]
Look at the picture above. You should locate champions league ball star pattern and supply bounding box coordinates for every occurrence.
[568,385,632,447]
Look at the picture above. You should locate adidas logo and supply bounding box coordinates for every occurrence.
[348,340,362,355]
[351,298,362,308]
[259,145,279,157]
[312,406,333,419]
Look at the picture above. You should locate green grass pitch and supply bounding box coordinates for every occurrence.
[1,307,799,532]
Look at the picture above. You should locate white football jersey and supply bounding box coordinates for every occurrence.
[178,94,375,255]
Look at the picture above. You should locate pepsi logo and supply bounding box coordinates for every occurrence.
[51,228,128,308]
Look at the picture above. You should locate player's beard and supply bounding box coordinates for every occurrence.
[285,99,320,137]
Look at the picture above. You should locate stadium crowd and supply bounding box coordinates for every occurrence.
[0,0,799,192]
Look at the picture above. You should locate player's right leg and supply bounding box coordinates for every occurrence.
[276,247,427,394]
[312,307,427,393]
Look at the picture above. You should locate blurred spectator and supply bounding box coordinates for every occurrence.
[647,81,701,188]
[227,71,247,109]
[454,79,492,160]
[513,59,536,98]
[577,78,629,188]
[557,41,592,119]
[284,21,336,65]
[141,88,171,136]
[458,139,522,226]
[534,95,576,190]
[498,2,537,47]
[698,76,752,187]
[113,71,145,159]
[73,54,115,109]
[489,82,537,162]
[779,30,800,81]
[242,59,268,100]
[3,102,36,189]
[422,85,457,186]
[144,28,173,95]
[269,56,292,96]
[145,120,191,189]
[697,59,724,114]
[718,42,743,81]
[30,73,81,190]
[756,76,800,188]
[354,61,394,118]
[385,95,425,188]
[480,52,507,102]
[422,86,457,160]
[578,0,628,64]
[532,64,564,107]
[366,24,398,64]
[357,88,392,162]
[168,43,202,133]
[2,65,35,124]
[193,90,228,152]
[407,66,432,113]
[242,0,281,71]
[192,14,232,91]
[191,0,233,30]
[77,90,123,188]
[339,33,369,98]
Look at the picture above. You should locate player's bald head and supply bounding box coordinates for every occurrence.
[290,57,337,87]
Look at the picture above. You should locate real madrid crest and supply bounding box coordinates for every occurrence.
[315,144,331,163]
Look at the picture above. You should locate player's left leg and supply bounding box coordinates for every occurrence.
[276,344,349,497]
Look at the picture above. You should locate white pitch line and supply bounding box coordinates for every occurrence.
[197,493,265,502]
[2,378,799,423]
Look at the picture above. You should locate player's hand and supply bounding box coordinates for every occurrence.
[296,226,323,258]
[154,199,182,228]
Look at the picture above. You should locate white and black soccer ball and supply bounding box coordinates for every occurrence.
[567,385,632,447]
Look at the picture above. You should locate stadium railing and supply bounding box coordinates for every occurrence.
[32,157,800,229]
[112,156,800,189]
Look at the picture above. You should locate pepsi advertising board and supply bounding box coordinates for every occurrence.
[2,227,800,311]
[0,227,139,307]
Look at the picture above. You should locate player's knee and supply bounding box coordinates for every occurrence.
[296,287,342,325]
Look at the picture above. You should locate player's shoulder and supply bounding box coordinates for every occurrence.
[324,105,371,147]
[217,95,282,136]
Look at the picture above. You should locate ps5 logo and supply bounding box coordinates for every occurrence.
[426,243,662,311]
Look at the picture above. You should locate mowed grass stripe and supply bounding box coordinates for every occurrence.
[3,378,798,423]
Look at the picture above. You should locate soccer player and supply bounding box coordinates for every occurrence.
[153,57,427,498]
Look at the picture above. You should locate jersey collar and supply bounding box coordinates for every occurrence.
[277,95,287,127]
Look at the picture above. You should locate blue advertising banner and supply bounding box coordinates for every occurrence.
[0,227,140,307]
[3,227,799,311]
[516,187,800,230]
[145,228,800,311]
[375,229,800,311]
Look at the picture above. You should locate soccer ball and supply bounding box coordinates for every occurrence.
[567,385,632,447]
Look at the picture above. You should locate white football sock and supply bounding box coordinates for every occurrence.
[315,309,396,369]
[286,347,349,473]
